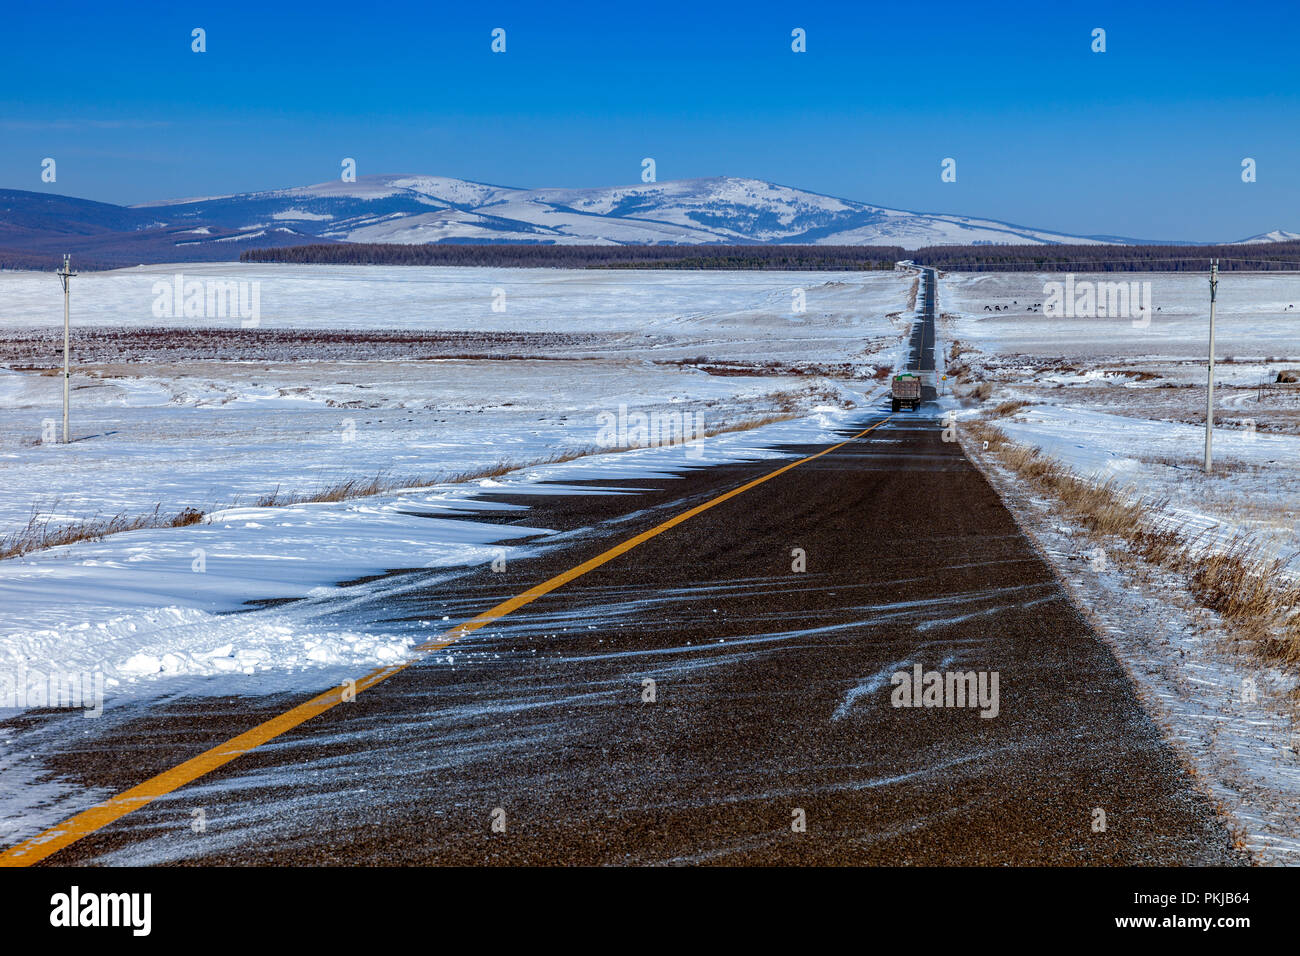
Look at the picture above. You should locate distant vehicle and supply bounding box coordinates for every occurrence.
[891,373,922,412]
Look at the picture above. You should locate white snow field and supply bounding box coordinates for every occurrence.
[943,271,1300,559]
[0,261,912,345]
[0,264,909,700]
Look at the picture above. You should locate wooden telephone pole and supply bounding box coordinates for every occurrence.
[1203,259,1218,473]
[58,254,75,443]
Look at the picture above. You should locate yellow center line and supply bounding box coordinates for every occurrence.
[0,416,891,867]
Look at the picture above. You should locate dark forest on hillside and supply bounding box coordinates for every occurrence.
[909,241,1300,272]
[239,244,905,270]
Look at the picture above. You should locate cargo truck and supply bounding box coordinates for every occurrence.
[891,373,922,412]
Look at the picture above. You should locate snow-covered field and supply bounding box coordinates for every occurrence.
[945,271,1300,360]
[943,271,1300,561]
[0,264,909,701]
[0,262,906,346]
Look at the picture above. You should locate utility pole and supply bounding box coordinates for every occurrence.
[1203,258,1218,473]
[58,254,75,443]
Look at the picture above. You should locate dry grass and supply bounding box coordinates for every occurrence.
[655,358,861,379]
[711,413,799,433]
[965,419,1012,454]
[991,400,1032,418]
[969,421,1300,664]
[1137,452,1269,476]
[763,387,845,413]
[0,504,207,561]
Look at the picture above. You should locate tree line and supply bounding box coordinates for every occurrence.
[906,241,1300,272]
[240,243,906,270]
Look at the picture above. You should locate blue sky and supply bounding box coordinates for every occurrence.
[2,0,1298,240]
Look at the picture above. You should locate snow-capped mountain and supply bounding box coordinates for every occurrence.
[4,175,1297,267]
[1229,229,1300,244]
[131,174,1119,250]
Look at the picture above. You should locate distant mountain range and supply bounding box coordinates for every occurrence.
[1,175,1295,268]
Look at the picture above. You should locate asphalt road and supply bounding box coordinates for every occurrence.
[4,279,1243,867]
[909,267,938,397]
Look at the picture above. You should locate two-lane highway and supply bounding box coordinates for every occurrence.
[5,427,1240,865]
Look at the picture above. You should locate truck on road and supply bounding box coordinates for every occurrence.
[891,373,922,412]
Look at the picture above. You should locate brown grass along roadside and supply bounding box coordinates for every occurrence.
[965,420,1300,665]
[0,505,206,561]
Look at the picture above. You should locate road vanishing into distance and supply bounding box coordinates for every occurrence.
[2,271,1243,866]
[911,267,939,400]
